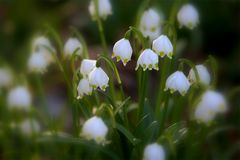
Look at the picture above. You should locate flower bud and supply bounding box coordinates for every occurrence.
[0,67,12,88]
[143,143,166,160]
[80,59,97,78]
[19,119,41,135]
[64,38,83,57]
[77,78,93,99]
[188,64,210,85]
[28,52,48,73]
[136,49,159,71]
[152,35,173,58]
[88,67,109,91]
[194,90,227,124]
[89,0,112,20]
[165,71,190,96]
[112,38,133,66]
[81,116,108,144]
[177,4,199,29]
[7,86,31,110]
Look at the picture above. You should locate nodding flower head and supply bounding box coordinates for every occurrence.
[81,116,108,144]
[88,67,109,91]
[194,90,227,124]
[77,78,93,99]
[188,64,210,85]
[89,0,112,20]
[143,143,166,160]
[152,35,173,59]
[177,4,199,29]
[64,38,83,57]
[165,71,190,96]
[112,38,133,66]
[80,59,97,78]
[28,52,48,74]
[136,49,159,71]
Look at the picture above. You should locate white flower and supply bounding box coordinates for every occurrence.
[64,38,83,57]
[19,119,41,135]
[0,68,12,88]
[81,116,108,144]
[165,71,190,95]
[112,38,133,66]
[32,36,52,50]
[7,86,31,110]
[89,0,112,20]
[136,49,159,71]
[77,78,93,99]
[194,90,227,124]
[88,67,109,91]
[143,143,165,160]
[188,64,210,85]
[28,52,48,73]
[152,35,173,58]
[141,27,161,41]
[80,59,97,77]
[177,4,199,29]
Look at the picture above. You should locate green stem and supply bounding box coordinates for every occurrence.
[138,70,148,119]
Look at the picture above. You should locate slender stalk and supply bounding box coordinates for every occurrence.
[138,70,148,119]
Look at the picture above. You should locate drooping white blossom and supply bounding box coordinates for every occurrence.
[88,67,109,91]
[194,90,227,124]
[165,71,190,95]
[188,64,210,85]
[77,78,93,99]
[112,38,133,66]
[28,52,48,73]
[7,86,32,110]
[80,59,97,78]
[0,67,12,88]
[143,143,166,160]
[89,0,112,20]
[177,4,199,29]
[136,49,159,71]
[152,35,173,58]
[81,116,108,144]
[64,38,83,57]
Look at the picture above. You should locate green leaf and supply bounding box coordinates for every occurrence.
[114,96,131,115]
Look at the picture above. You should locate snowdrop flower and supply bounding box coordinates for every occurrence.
[88,67,109,91]
[143,143,165,160]
[64,38,83,57]
[112,38,133,66]
[89,0,112,20]
[177,4,199,29]
[165,71,190,96]
[28,52,48,73]
[81,116,108,144]
[80,59,97,78]
[0,68,12,88]
[194,90,227,124]
[77,78,93,99]
[139,9,161,41]
[152,35,173,58]
[188,64,210,85]
[136,49,159,71]
[7,86,31,110]
[19,119,41,135]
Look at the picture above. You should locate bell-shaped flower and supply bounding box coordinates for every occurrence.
[88,67,109,91]
[112,38,133,66]
[7,86,31,111]
[77,78,93,99]
[136,49,159,71]
[0,67,12,88]
[89,0,112,20]
[81,116,108,144]
[152,35,173,58]
[64,38,83,57]
[165,71,190,95]
[28,52,48,73]
[143,143,166,160]
[80,59,97,78]
[194,90,227,124]
[188,64,210,85]
[177,4,199,29]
